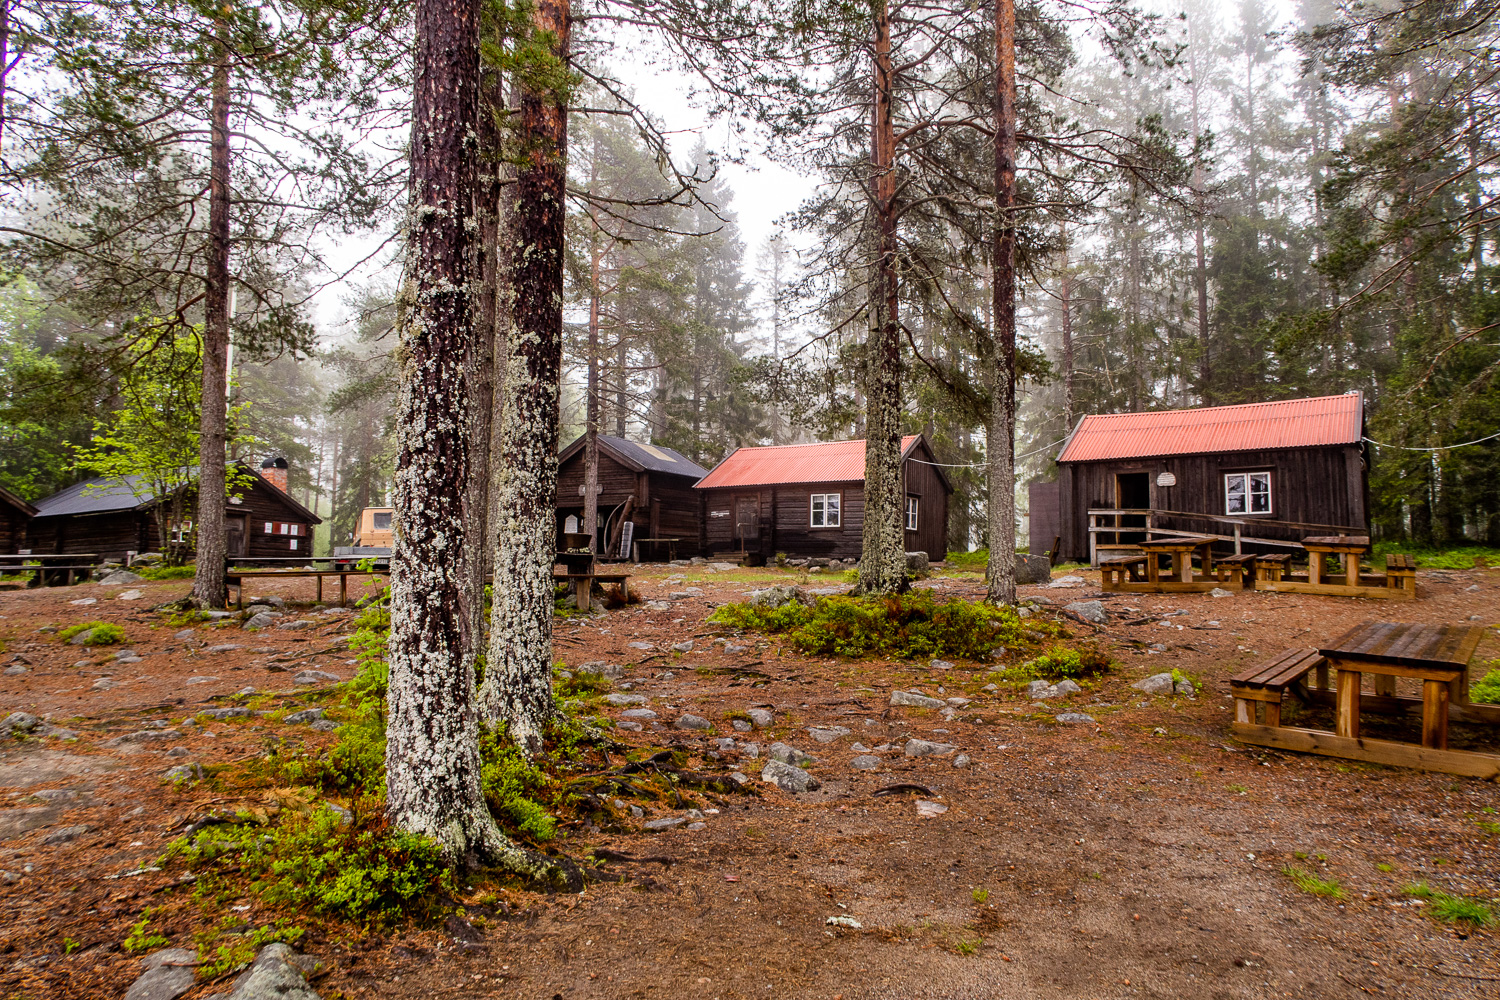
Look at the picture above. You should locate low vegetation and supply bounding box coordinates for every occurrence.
[1282,864,1345,899]
[1370,541,1500,570]
[1403,882,1497,927]
[56,621,127,645]
[135,564,197,580]
[1470,661,1500,705]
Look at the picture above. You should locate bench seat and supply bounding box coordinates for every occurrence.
[1231,647,1327,726]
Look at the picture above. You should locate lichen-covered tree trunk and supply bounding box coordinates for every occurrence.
[857,0,909,597]
[986,0,1018,606]
[479,0,570,753]
[386,0,535,872]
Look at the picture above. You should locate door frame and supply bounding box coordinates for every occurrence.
[732,493,761,552]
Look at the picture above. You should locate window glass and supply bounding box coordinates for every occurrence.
[811,494,826,527]
[373,512,392,530]
[290,538,298,551]
[1225,472,1271,514]
[810,493,841,527]
[264,521,273,534]
[1249,472,1271,513]
[905,496,919,531]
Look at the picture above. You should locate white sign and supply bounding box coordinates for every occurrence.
[1156,472,1176,487]
[710,510,730,518]
[618,520,635,559]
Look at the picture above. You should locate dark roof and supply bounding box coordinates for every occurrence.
[32,463,322,524]
[0,484,38,518]
[559,434,709,479]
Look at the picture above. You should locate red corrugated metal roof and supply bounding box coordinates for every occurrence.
[1057,393,1364,463]
[695,435,921,489]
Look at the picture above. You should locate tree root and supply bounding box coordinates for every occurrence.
[873,783,935,797]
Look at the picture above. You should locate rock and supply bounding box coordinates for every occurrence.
[1465,584,1480,592]
[1064,599,1107,623]
[1054,679,1081,695]
[620,708,657,720]
[576,661,624,679]
[185,676,220,685]
[761,759,821,793]
[309,720,340,732]
[954,754,971,768]
[1027,679,1057,700]
[807,726,850,744]
[106,730,181,747]
[915,799,948,818]
[236,686,257,695]
[615,719,643,732]
[1055,712,1096,724]
[248,596,287,609]
[740,742,760,758]
[200,942,321,1000]
[731,718,752,732]
[825,915,863,929]
[627,641,653,650]
[124,948,199,1000]
[850,755,880,770]
[1,712,41,736]
[323,803,352,827]
[69,597,98,606]
[173,629,196,640]
[244,605,273,616]
[200,708,251,720]
[42,825,90,844]
[206,644,244,654]
[746,708,774,728]
[1014,553,1053,585]
[242,612,278,631]
[68,628,99,646]
[603,693,646,707]
[1210,587,1235,598]
[92,678,122,691]
[99,570,145,585]
[283,709,325,725]
[116,654,143,664]
[166,747,190,758]
[1048,575,1086,589]
[683,587,704,597]
[293,670,340,685]
[670,640,694,653]
[3,666,26,676]
[768,742,816,766]
[646,601,673,610]
[748,585,808,609]
[905,551,930,577]
[930,659,954,670]
[117,589,144,601]
[904,738,956,757]
[1026,594,1054,605]
[164,763,204,782]
[674,713,712,731]
[201,611,234,620]
[274,620,316,631]
[1175,678,1196,698]
[1131,672,1176,695]
[889,690,946,710]
[643,816,685,831]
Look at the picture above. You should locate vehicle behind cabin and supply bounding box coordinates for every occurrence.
[333,506,394,569]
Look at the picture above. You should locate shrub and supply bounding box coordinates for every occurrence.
[195,918,303,979]
[57,621,127,645]
[709,592,1063,661]
[123,908,170,952]
[136,564,196,580]
[1471,661,1500,705]
[478,724,557,842]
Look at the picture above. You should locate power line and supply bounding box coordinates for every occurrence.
[905,433,1073,470]
[1363,431,1500,452]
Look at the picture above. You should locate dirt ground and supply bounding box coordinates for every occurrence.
[0,561,1497,1000]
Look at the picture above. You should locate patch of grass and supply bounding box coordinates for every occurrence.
[1376,862,1394,872]
[1370,540,1500,570]
[990,642,1116,683]
[1227,784,1249,794]
[56,621,127,645]
[124,908,171,952]
[1282,865,1345,899]
[1470,661,1500,705]
[711,591,1068,661]
[953,937,979,956]
[1404,882,1497,927]
[63,937,81,955]
[971,888,989,903]
[135,564,196,580]
[194,918,304,979]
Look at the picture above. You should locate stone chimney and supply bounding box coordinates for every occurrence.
[259,456,289,493]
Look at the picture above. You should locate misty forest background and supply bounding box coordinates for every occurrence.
[2,0,1498,555]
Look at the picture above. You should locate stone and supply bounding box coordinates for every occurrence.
[930,659,954,671]
[604,693,646,707]
[201,708,251,720]
[1027,679,1056,700]
[761,759,821,793]
[620,708,657,720]
[116,654,143,664]
[954,754,970,768]
[293,670,340,685]
[904,738,956,757]
[206,644,244,654]
[670,640,694,653]
[715,738,736,751]
[683,587,704,597]
[309,720,340,732]
[166,747,190,758]
[768,742,816,766]
[850,755,880,771]
[3,666,26,676]
[1026,594,1054,605]
[237,686,257,695]
[1054,679,1081,695]
[1064,600,1107,623]
[185,676,220,685]
[826,915,862,929]
[68,629,99,646]
[124,948,199,1000]
[91,677,121,690]
[242,612,278,630]
[69,597,98,606]
[173,629,196,640]
[1055,712,1096,724]
[731,718,752,732]
[627,641,653,650]
[1131,672,1176,695]
[889,690,945,710]
[748,585,808,609]
[117,589,144,600]
[1,712,41,736]
[808,726,849,744]
[905,550,930,577]
[577,661,624,679]
[1466,584,1480,592]
[674,713,712,731]
[746,708,774,728]
[1014,553,1053,585]
[283,709,326,725]
[740,742,760,758]
[1210,587,1235,598]
[1175,678,1196,698]
[99,569,145,585]
[646,601,672,610]
[324,803,352,827]
[249,596,287,608]
[165,763,204,782]
[915,799,948,818]
[106,730,181,747]
[274,620,316,631]
[42,825,90,844]
[616,719,643,732]
[643,816,685,831]
[1048,575,1086,589]
[199,942,321,1000]
[201,611,234,620]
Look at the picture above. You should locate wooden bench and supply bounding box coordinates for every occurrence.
[1385,553,1416,595]
[1211,553,1257,588]
[1253,554,1291,583]
[553,572,631,612]
[1099,554,1148,589]
[1231,647,1327,727]
[226,568,388,608]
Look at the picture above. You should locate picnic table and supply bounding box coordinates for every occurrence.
[1321,621,1482,749]
[634,537,681,562]
[1253,536,1416,601]
[1101,533,1232,593]
[0,553,100,587]
[1303,535,1369,588]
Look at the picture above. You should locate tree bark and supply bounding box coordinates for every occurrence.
[584,202,602,551]
[986,0,1018,606]
[1187,35,1211,404]
[386,0,537,873]
[1059,223,1074,426]
[480,0,570,753]
[192,22,232,610]
[856,0,908,597]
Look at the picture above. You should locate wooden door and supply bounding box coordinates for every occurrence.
[734,495,760,552]
[225,514,248,559]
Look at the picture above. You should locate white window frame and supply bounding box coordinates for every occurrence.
[810,492,842,528]
[905,495,919,531]
[264,521,273,534]
[1224,471,1272,515]
[290,537,299,551]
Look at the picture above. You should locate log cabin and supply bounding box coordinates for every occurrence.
[694,434,951,562]
[27,459,321,562]
[1029,392,1369,564]
[555,434,709,560]
[0,485,36,554]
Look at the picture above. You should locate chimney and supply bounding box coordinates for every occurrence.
[259,456,289,493]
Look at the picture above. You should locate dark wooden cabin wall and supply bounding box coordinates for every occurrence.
[1058,444,1367,560]
[899,444,949,559]
[0,510,28,553]
[555,448,705,558]
[1028,480,1061,558]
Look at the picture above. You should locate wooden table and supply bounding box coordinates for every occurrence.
[1320,621,1483,750]
[1137,534,1215,584]
[1303,535,1370,588]
[635,537,681,562]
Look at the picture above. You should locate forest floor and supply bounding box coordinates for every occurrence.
[0,561,1497,999]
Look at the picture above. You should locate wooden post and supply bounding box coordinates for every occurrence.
[1315,661,1329,690]
[1178,549,1193,583]
[1233,522,1242,555]
[1264,699,1281,728]
[1088,513,1097,567]
[1336,669,1361,739]
[340,573,347,607]
[1309,550,1324,584]
[1374,674,1396,697]
[1345,550,1360,588]
[316,575,323,604]
[1422,680,1449,749]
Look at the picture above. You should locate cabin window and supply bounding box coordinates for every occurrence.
[169,520,193,543]
[810,493,841,527]
[264,521,273,534]
[372,512,392,530]
[290,537,299,551]
[1224,471,1272,514]
[905,495,919,531]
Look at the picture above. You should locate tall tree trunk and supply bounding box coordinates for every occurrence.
[986,0,1018,606]
[480,0,570,753]
[386,0,535,872]
[192,23,232,610]
[1059,223,1074,426]
[584,200,602,550]
[857,0,908,596]
[615,334,628,436]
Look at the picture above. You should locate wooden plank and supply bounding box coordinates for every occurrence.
[1102,580,1225,594]
[1230,724,1500,779]
[1264,652,1326,689]
[1264,700,1281,727]
[1336,670,1361,739]
[1422,680,1449,750]
[1230,686,1284,703]
[1325,656,1462,684]
[1321,624,1481,669]
[1303,689,1500,726]
[1255,580,1415,600]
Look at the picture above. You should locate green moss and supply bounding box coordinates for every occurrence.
[56,621,127,645]
[124,908,170,952]
[195,918,304,979]
[478,724,557,842]
[990,642,1115,682]
[136,564,196,580]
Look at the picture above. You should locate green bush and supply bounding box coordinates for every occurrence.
[1471,661,1500,705]
[479,724,557,842]
[57,621,127,645]
[709,592,1063,660]
[135,564,196,580]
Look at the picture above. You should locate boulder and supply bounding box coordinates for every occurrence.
[1047,575,1086,589]
[746,708,774,728]
[1014,553,1053,585]
[283,709,326,725]
[1131,672,1176,695]
[904,738,956,757]
[242,612,277,631]
[674,713,712,731]
[201,943,321,1000]
[1055,712,1096,725]
[748,585,808,609]
[1064,600,1108,624]
[620,708,657,721]
[0,712,41,737]
[889,690,945,710]
[164,763,204,782]
[576,662,624,679]
[807,726,850,744]
[603,693,646,707]
[767,742,816,767]
[850,755,880,771]
[1175,678,1196,698]
[99,569,145,586]
[905,551,930,577]
[761,759,821,793]
[124,948,198,1000]
[669,640,694,653]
